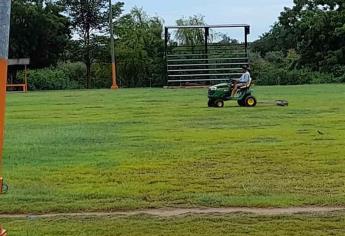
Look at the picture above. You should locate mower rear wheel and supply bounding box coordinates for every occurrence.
[214,99,224,108]
[208,99,214,107]
[245,96,257,107]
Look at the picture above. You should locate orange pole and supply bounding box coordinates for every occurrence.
[111,62,118,89]
[109,0,118,90]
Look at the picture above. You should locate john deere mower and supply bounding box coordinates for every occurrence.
[208,79,257,108]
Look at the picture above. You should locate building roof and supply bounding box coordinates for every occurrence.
[8,58,30,66]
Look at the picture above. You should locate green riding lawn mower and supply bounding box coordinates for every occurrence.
[208,79,289,108]
[208,79,257,108]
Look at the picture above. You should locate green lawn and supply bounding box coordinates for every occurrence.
[2,213,345,236]
[1,85,345,213]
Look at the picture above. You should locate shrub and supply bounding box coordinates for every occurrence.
[264,51,285,64]
[91,63,112,89]
[250,52,337,85]
[58,62,86,89]
[26,68,69,90]
[20,62,87,90]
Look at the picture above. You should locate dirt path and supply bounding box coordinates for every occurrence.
[1,207,345,219]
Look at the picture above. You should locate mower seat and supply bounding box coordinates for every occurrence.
[238,77,253,90]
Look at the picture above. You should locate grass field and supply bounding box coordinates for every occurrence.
[2,212,345,236]
[1,84,345,233]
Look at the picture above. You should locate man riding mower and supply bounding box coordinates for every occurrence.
[208,65,257,108]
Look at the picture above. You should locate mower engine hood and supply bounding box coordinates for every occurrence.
[209,83,229,91]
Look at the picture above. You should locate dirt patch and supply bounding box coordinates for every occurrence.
[1,207,345,219]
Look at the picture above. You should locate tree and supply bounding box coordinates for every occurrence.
[175,15,206,46]
[61,0,124,88]
[115,8,165,87]
[9,0,70,68]
[252,0,345,74]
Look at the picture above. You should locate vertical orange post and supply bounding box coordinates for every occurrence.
[111,63,118,89]
[109,0,118,90]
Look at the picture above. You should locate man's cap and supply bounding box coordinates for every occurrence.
[242,65,250,70]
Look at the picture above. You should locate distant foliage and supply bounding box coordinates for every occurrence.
[91,63,112,88]
[250,51,338,85]
[175,15,206,46]
[22,62,120,90]
[26,68,70,90]
[60,0,124,88]
[21,63,86,90]
[9,0,70,68]
[115,8,165,87]
[252,0,345,76]
[58,62,87,89]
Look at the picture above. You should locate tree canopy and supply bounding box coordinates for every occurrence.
[9,0,70,68]
[115,8,165,87]
[252,0,345,75]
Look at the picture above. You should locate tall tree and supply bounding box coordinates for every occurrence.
[9,0,70,68]
[115,8,165,87]
[60,0,123,88]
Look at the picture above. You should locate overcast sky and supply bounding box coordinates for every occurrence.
[122,0,294,41]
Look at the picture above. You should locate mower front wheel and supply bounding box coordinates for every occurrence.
[214,99,224,108]
[245,96,257,107]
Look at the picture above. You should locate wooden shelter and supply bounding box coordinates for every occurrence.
[7,58,30,92]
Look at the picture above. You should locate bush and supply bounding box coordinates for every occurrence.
[264,51,285,64]
[91,63,112,89]
[250,52,337,86]
[58,62,86,89]
[26,68,69,90]
[20,62,87,90]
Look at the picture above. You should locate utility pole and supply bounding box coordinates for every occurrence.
[109,0,118,89]
[0,0,11,233]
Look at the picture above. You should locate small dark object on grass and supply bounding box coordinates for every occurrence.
[276,100,289,106]
[317,130,324,135]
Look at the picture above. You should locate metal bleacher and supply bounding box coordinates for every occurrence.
[165,24,250,86]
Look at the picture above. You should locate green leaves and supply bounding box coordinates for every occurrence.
[9,0,70,68]
[115,8,165,87]
[175,15,206,46]
[253,0,345,74]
